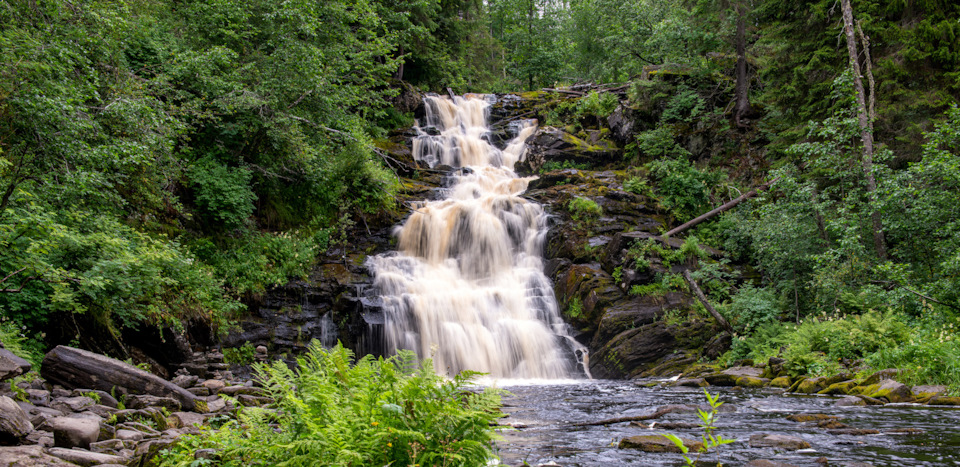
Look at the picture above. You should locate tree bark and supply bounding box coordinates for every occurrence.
[733,0,754,127]
[841,0,887,260]
[663,177,779,238]
[41,346,199,411]
[682,270,734,333]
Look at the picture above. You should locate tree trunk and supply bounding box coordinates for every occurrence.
[663,177,779,237]
[41,346,199,411]
[733,0,754,127]
[682,270,734,333]
[841,0,887,260]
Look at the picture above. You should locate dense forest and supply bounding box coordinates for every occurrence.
[2,0,959,392]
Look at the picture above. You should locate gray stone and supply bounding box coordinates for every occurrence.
[187,387,210,397]
[125,394,180,412]
[28,407,64,428]
[50,396,96,413]
[90,438,134,453]
[115,429,143,442]
[0,349,31,382]
[46,447,128,467]
[746,461,799,467]
[25,389,51,407]
[0,395,34,444]
[0,445,72,466]
[201,379,225,392]
[749,434,811,450]
[912,385,948,398]
[834,396,867,407]
[170,411,206,429]
[70,389,118,409]
[170,374,198,389]
[49,416,100,449]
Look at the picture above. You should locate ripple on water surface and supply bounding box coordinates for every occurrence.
[493,380,960,466]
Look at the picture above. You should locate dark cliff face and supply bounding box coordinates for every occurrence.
[231,88,736,378]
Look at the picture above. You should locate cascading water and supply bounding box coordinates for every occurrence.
[367,94,588,379]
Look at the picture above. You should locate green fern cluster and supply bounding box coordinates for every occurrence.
[160,342,504,466]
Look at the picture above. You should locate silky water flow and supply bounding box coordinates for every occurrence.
[367,94,588,379]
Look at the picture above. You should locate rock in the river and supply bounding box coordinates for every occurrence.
[912,385,948,399]
[861,369,900,386]
[49,417,100,449]
[749,434,811,450]
[746,461,799,467]
[857,379,913,403]
[0,396,33,445]
[927,396,960,406]
[618,434,703,452]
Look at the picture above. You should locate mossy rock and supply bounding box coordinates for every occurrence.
[927,396,960,406]
[619,435,703,452]
[736,376,768,388]
[786,377,806,393]
[795,377,827,394]
[786,413,838,423]
[769,376,792,388]
[818,381,857,396]
[703,373,738,387]
[861,369,901,386]
[857,379,914,403]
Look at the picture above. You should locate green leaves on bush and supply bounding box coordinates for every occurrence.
[160,343,505,467]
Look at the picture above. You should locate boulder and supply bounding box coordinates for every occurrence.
[861,369,900,386]
[748,434,811,450]
[0,349,32,382]
[912,385,947,399]
[618,434,703,452]
[0,396,34,445]
[0,445,72,466]
[49,417,100,449]
[41,346,198,411]
[49,396,95,414]
[169,412,206,429]
[861,379,913,403]
[786,413,838,423]
[927,396,960,406]
[47,447,128,466]
[769,376,792,388]
[125,395,181,412]
[746,461,799,467]
[834,396,867,407]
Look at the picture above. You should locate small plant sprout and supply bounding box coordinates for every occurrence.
[661,389,735,466]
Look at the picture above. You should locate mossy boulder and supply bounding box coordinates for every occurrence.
[769,376,792,388]
[794,377,827,394]
[861,369,901,386]
[856,379,914,403]
[786,413,838,423]
[818,381,857,396]
[927,396,960,406]
[748,434,811,450]
[736,376,769,388]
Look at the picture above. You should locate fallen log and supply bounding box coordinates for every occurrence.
[683,270,734,333]
[663,177,780,238]
[41,346,198,411]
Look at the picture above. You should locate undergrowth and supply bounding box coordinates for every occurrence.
[159,342,505,466]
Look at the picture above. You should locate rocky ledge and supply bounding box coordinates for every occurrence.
[0,345,275,466]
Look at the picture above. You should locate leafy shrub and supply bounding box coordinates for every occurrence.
[623,176,651,196]
[187,158,257,232]
[0,317,44,367]
[866,315,960,392]
[223,342,256,365]
[576,91,619,119]
[629,126,690,160]
[566,297,583,318]
[645,157,719,221]
[160,343,504,467]
[567,197,602,222]
[540,160,590,173]
[722,285,781,334]
[660,87,705,123]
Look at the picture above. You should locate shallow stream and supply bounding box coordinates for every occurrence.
[494,380,960,466]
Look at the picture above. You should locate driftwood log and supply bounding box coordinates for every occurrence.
[41,346,198,411]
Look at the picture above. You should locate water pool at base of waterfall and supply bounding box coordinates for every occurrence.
[493,380,960,466]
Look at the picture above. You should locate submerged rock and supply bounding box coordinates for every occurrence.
[618,434,703,452]
[748,434,811,450]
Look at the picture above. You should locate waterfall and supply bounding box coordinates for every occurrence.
[367,94,588,379]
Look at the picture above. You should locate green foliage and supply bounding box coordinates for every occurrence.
[160,342,505,467]
[540,160,590,173]
[576,91,619,119]
[661,389,735,466]
[721,285,782,334]
[223,342,257,366]
[630,127,691,161]
[187,160,256,232]
[645,157,720,221]
[661,87,706,124]
[622,176,651,196]
[565,297,583,319]
[630,273,684,298]
[0,318,44,367]
[567,197,602,223]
